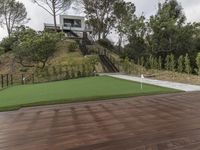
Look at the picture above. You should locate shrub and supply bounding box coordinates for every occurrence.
[196,53,200,75]
[52,66,57,76]
[140,56,144,67]
[98,38,114,50]
[82,64,86,77]
[88,55,98,71]
[0,47,4,55]
[184,53,191,74]
[68,42,78,52]
[158,56,162,70]
[169,54,175,72]
[123,57,131,73]
[19,68,28,72]
[165,55,170,70]
[177,55,184,73]
[70,68,75,78]
[43,67,50,79]
[148,55,154,69]
[0,36,17,52]
[153,57,158,69]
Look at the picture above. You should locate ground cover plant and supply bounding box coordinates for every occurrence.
[0,76,180,111]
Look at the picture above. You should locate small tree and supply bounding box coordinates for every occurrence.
[177,55,184,73]
[169,54,175,72]
[165,55,170,71]
[148,55,154,69]
[140,56,144,67]
[14,32,60,68]
[68,42,78,52]
[88,55,98,71]
[153,57,158,69]
[123,57,130,73]
[158,56,162,70]
[184,53,191,75]
[0,0,29,37]
[196,53,200,75]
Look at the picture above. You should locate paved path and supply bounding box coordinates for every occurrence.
[105,74,200,92]
[0,92,200,150]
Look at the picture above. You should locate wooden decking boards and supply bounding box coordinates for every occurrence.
[0,92,200,150]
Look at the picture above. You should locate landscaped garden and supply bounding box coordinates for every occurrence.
[0,76,180,111]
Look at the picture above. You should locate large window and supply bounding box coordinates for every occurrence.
[63,19,82,28]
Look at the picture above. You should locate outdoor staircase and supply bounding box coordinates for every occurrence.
[99,55,119,73]
[66,30,79,38]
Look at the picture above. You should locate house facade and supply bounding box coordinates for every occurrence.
[44,15,92,33]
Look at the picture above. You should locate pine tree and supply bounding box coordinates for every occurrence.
[177,55,184,73]
[140,56,144,67]
[153,57,158,69]
[196,53,200,75]
[184,53,191,75]
[169,54,175,72]
[149,55,154,69]
[165,55,170,70]
[158,56,162,70]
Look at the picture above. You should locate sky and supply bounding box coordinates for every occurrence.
[0,0,200,40]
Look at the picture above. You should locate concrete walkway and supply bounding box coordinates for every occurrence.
[104,73,200,92]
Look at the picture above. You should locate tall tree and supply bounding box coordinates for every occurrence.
[82,0,117,40]
[148,0,186,57]
[32,0,73,31]
[0,0,29,38]
[113,0,136,51]
[123,15,147,60]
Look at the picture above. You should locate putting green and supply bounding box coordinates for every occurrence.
[0,76,180,111]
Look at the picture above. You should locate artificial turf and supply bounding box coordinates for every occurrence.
[0,76,180,111]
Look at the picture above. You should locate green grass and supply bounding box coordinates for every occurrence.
[0,76,180,111]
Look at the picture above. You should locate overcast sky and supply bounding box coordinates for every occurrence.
[0,0,200,40]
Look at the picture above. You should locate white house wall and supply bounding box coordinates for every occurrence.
[60,15,85,32]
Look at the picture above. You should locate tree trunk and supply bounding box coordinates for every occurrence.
[98,32,101,40]
[52,0,57,32]
[118,33,123,52]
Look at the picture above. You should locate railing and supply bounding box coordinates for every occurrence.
[0,65,96,90]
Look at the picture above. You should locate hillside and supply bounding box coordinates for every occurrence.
[0,39,104,75]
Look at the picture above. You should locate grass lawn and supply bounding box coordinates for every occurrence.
[0,76,180,111]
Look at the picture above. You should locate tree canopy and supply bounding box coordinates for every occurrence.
[32,0,74,31]
[0,0,29,38]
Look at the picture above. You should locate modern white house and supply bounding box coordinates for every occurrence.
[44,15,93,38]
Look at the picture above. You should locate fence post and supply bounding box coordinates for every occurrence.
[32,74,34,84]
[6,74,9,87]
[10,74,13,86]
[22,74,24,85]
[1,75,3,88]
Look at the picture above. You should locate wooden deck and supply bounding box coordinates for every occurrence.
[1,92,200,150]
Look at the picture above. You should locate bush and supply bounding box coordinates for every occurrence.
[52,66,57,76]
[98,38,114,50]
[169,54,175,72]
[0,47,4,55]
[19,68,28,72]
[196,53,200,75]
[68,42,78,52]
[0,36,17,52]
[82,64,86,77]
[158,56,162,70]
[165,55,170,70]
[177,55,184,73]
[123,57,131,73]
[184,53,191,74]
[148,55,154,69]
[14,32,59,68]
[140,57,144,67]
